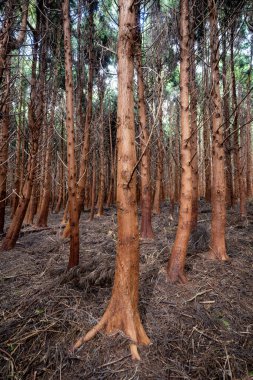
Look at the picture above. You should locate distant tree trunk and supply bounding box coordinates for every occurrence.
[54,121,65,213]
[222,35,233,208]
[189,19,198,230]
[89,150,96,221]
[62,0,95,237]
[202,43,211,203]
[135,4,154,239]
[96,78,105,217]
[62,0,79,269]
[0,65,10,234]
[167,0,192,284]
[230,26,246,218]
[246,39,253,197]
[106,112,114,207]
[153,69,163,215]
[72,0,150,359]
[37,65,58,226]
[208,0,229,261]
[1,24,41,250]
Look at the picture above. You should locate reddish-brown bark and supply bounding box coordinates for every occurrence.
[72,0,150,359]
[230,26,246,218]
[208,0,229,261]
[167,0,192,284]
[189,23,198,230]
[0,66,10,234]
[222,35,233,208]
[135,4,154,239]
[62,0,79,269]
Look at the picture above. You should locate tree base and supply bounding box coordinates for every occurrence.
[71,295,150,360]
[208,249,229,261]
[167,266,188,284]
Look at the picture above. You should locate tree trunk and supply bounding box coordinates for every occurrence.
[62,1,94,237]
[135,4,154,239]
[37,71,58,226]
[89,150,96,221]
[189,22,198,230]
[1,24,41,250]
[152,70,163,215]
[167,0,192,284]
[0,65,10,234]
[230,26,246,218]
[72,0,150,359]
[222,35,233,208]
[208,0,229,261]
[62,0,80,269]
[96,78,105,217]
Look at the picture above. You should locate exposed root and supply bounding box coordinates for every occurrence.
[208,249,230,261]
[130,344,141,360]
[167,265,188,284]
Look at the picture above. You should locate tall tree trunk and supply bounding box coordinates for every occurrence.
[135,4,154,239]
[72,0,150,360]
[246,39,253,197]
[167,0,192,284]
[0,64,10,234]
[208,0,229,261]
[106,111,114,207]
[189,19,198,230]
[230,26,246,218]
[62,1,95,237]
[222,35,233,208]
[62,0,80,269]
[37,69,58,226]
[152,70,163,215]
[1,22,41,250]
[96,78,105,217]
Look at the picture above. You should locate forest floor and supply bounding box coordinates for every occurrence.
[0,200,253,380]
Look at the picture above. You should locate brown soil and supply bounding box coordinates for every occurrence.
[0,201,253,379]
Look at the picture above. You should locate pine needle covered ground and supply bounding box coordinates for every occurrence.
[0,202,253,379]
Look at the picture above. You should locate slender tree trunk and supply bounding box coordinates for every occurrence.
[62,0,79,269]
[230,26,246,218]
[55,121,65,213]
[1,25,41,250]
[246,43,252,197]
[96,79,105,216]
[89,150,96,221]
[62,1,94,237]
[72,1,150,359]
[189,22,198,230]
[167,0,192,284]
[153,70,163,215]
[0,65,10,234]
[208,0,229,260]
[222,35,233,207]
[135,4,154,239]
[106,112,114,207]
[37,72,58,226]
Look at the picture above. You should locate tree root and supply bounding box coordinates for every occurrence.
[71,298,150,360]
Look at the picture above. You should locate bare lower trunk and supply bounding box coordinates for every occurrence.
[62,0,79,269]
[209,0,228,261]
[72,1,149,358]
[167,0,192,283]
[135,5,154,239]
[0,71,10,234]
